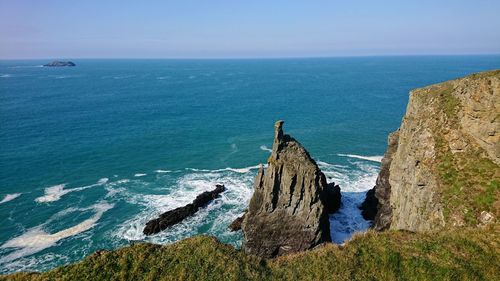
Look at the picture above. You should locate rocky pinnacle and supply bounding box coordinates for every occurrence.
[241,120,338,258]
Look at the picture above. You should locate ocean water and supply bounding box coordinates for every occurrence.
[1,56,499,273]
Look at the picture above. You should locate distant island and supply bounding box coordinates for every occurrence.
[43,61,76,67]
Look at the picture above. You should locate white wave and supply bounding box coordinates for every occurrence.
[185,164,263,174]
[322,160,380,244]
[35,178,109,203]
[97,178,109,184]
[115,179,130,184]
[330,192,372,244]
[0,252,68,275]
[0,74,12,78]
[0,193,21,204]
[134,173,147,177]
[260,145,272,153]
[0,202,113,264]
[115,169,255,244]
[154,170,172,173]
[337,153,383,163]
[156,76,170,80]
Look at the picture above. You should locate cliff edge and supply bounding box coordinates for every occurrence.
[363,70,500,231]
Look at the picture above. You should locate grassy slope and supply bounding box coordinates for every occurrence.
[421,71,500,225]
[3,225,499,281]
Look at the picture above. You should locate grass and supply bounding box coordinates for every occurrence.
[2,226,498,281]
[421,72,500,226]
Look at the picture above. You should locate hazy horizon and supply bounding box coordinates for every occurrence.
[2,54,500,61]
[1,0,500,59]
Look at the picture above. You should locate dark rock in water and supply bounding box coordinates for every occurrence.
[143,184,225,235]
[359,188,378,221]
[241,121,337,258]
[43,61,76,67]
[322,182,341,214]
[228,214,245,232]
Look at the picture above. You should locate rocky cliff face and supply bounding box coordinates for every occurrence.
[241,121,338,258]
[364,70,500,232]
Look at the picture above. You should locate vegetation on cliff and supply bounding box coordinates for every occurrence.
[365,69,499,231]
[3,225,498,281]
[421,71,499,227]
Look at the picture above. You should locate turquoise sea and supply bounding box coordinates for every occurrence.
[1,56,499,274]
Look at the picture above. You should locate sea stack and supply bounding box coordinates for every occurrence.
[241,121,338,258]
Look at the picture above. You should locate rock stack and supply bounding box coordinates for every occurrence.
[241,121,339,258]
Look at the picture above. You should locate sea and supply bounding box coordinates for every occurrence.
[1,56,499,274]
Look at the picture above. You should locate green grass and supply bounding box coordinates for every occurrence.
[423,72,500,226]
[2,226,499,281]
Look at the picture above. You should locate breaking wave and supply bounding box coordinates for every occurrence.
[319,159,380,243]
[260,145,272,152]
[115,167,256,247]
[154,169,172,173]
[0,193,21,204]
[185,164,263,174]
[337,153,383,163]
[35,178,109,203]
[0,202,113,264]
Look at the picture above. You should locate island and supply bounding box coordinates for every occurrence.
[43,61,76,67]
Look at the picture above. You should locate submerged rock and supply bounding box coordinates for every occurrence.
[143,184,225,235]
[228,214,245,232]
[241,121,337,258]
[43,61,76,67]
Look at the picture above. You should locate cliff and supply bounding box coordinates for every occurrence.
[363,70,500,231]
[241,121,339,258]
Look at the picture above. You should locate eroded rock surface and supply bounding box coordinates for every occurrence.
[241,121,337,258]
[363,70,500,232]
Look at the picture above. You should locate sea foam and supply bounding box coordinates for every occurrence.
[0,193,21,204]
[337,153,383,163]
[115,167,256,245]
[35,178,109,203]
[0,202,113,264]
[260,145,272,152]
[321,160,379,243]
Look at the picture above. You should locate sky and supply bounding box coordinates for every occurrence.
[1,0,499,59]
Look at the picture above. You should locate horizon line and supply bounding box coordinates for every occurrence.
[2,53,500,61]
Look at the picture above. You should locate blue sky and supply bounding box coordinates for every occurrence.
[1,0,499,59]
